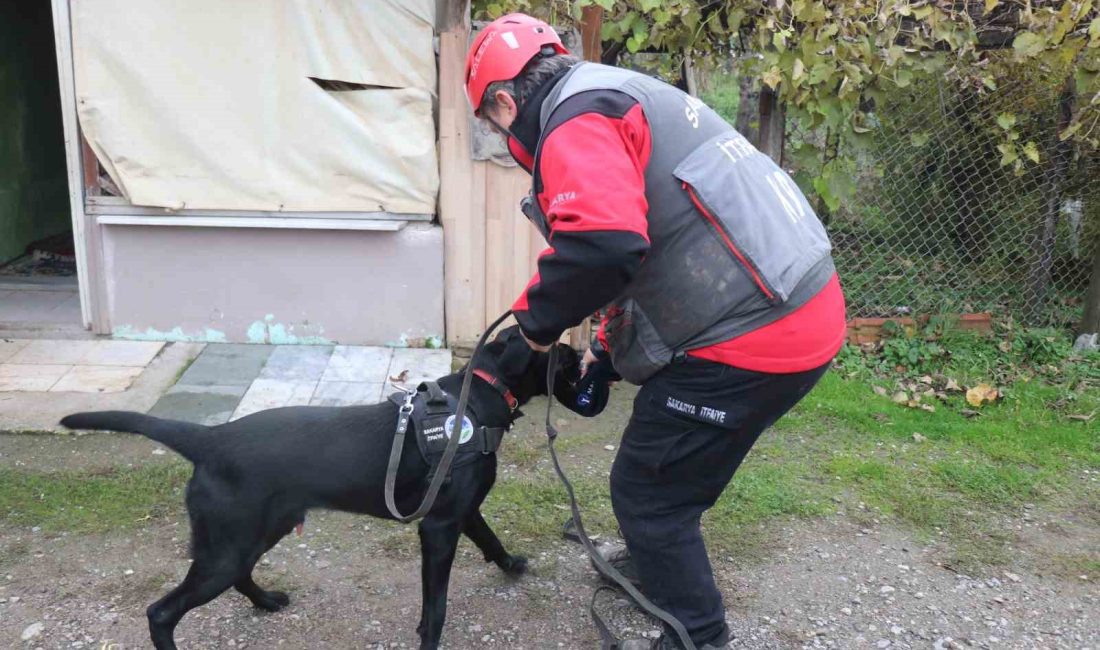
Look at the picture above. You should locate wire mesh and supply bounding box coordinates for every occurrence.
[823,68,1099,328]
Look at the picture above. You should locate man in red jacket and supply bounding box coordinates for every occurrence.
[465,14,846,649]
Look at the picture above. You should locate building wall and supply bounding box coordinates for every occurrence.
[0,3,71,263]
[100,223,444,346]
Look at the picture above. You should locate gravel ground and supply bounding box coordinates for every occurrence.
[1,388,1096,650]
[0,505,1095,649]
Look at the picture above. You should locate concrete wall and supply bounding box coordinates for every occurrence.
[0,3,72,264]
[100,223,445,346]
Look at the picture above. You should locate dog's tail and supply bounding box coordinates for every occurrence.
[60,411,212,463]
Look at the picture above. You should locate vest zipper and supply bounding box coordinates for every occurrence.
[682,181,776,302]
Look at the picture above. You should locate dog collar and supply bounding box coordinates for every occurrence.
[473,369,519,412]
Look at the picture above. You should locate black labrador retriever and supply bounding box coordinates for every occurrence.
[60,326,580,650]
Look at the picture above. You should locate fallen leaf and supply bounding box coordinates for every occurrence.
[935,391,949,401]
[960,408,982,418]
[945,378,962,392]
[919,403,936,413]
[1067,413,1095,423]
[873,385,888,397]
[892,391,909,404]
[919,375,934,385]
[388,370,410,384]
[966,383,1000,407]
[998,340,1012,353]
[912,432,927,443]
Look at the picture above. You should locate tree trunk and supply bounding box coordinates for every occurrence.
[1024,80,1075,324]
[735,74,759,142]
[757,86,785,166]
[1080,243,1100,335]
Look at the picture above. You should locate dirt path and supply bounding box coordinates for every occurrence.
[1,389,1096,650]
[1,498,1095,649]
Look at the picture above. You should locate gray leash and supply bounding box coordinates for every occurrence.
[384,310,514,523]
[544,345,698,650]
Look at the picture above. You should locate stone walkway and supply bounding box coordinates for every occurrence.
[149,344,451,425]
[0,339,451,430]
[0,339,165,393]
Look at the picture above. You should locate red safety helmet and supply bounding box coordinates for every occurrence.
[464,13,570,116]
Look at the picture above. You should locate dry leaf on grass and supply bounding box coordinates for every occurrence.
[912,432,928,442]
[945,378,962,392]
[892,391,910,404]
[873,385,888,397]
[1067,413,1095,423]
[965,383,1000,407]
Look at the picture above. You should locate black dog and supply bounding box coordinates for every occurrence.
[60,327,580,650]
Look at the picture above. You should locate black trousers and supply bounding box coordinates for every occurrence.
[609,357,830,647]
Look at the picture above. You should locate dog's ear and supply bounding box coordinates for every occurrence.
[491,325,538,380]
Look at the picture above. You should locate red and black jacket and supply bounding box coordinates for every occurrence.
[507,71,846,374]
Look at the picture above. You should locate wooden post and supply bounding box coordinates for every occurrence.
[438,1,486,348]
[572,4,606,349]
[579,5,603,63]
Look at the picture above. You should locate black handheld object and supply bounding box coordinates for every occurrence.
[564,353,619,417]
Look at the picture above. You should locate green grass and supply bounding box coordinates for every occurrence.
[0,366,1094,574]
[0,461,190,534]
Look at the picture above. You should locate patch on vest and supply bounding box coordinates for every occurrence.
[444,415,475,445]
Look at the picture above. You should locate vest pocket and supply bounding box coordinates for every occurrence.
[673,131,832,304]
[602,298,675,385]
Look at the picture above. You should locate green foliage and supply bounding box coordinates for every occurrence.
[880,322,947,374]
[471,0,1100,206]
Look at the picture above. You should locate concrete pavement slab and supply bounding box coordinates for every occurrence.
[7,340,97,365]
[50,366,144,393]
[147,390,242,426]
[78,341,165,367]
[321,346,392,383]
[387,347,452,387]
[310,381,384,406]
[0,339,30,363]
[0,342,204,431]
[232,378,318,420]
[259,345,334,381]
[176,344,273,387]
[0,364,72,392]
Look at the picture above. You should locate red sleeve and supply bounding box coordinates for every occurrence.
[512,101,652,345]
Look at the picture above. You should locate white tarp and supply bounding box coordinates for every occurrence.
[72,0,438,214]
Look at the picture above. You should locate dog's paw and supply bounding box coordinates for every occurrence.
[497,554,528,577]
[254,590,290,612]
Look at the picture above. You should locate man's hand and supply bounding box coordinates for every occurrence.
[579,348,599,377]
[521,330,552,352]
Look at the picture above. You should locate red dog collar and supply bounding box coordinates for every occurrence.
[473,369,519,412]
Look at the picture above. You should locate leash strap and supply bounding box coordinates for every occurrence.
[384,310,514,523]
[544,345,698,650]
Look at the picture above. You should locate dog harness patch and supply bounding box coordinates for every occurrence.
[387,381,505,464]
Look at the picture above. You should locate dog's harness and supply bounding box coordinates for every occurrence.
[383,310,514,524]
[381,309,697,650]
[386,380,506,464]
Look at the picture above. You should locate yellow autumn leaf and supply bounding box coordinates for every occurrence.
[966,383,1000,407]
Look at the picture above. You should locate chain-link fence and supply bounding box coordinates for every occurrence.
[821,63,1099,329]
